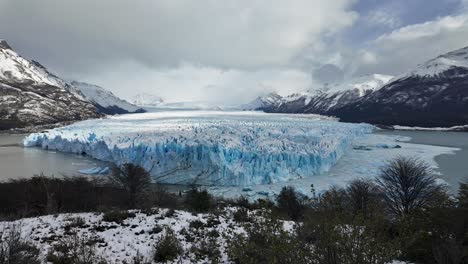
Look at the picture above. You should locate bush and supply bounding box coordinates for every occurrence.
[297,215,398,264]
[396,206,468,264]
[189,220,205,230]
[102,210,134,224]
[46,233,105,264]
[164,208,176,218]
[0,224,40,264]
[377,156,445,217]
[457,181,468,208]
[190,237,221,263]
[233,207,251,223]
[184,187,212,213]
[276,186,308,221]
[64,217,86,231]
[153,228,183,262]
[227,216,309,263]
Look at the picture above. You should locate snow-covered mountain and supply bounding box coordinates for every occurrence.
[334,46,468,127]
[250,74,393,114]
[0,40,101,130]
[70,81,145,115]
[132,93,164,106]
[241,92,284,110]
[261,46,468,127]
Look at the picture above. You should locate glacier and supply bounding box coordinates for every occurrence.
[23,111,374,186]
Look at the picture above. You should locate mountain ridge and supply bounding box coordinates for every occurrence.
[252,46,468,127]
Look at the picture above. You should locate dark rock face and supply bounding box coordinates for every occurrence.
[332,71,468,127]
[0,81,101,130]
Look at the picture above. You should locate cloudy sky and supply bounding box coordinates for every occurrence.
[1,0,467,104]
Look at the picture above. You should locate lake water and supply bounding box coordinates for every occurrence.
[1,130,467,192]
[376,130,468,189]
[0,134,107,181]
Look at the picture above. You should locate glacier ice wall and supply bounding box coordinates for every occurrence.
[23,111,374,186]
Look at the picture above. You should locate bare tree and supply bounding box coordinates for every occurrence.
[346,179,382,219]
[376,156,443,217]
[276,186,307,221]
[110,163,151,208]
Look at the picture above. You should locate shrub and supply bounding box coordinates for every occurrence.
[227,216,309,263]
[164,208,176,218]
[46,233,104,264]
[276,186,308,221]
[184,187,212,213]
[190,237,221,263]
[457,181,468,208]
[153,228,183,262]
[254,198,274,209]
[149,225,163,235]
[376,156,445,217]
[233,207,251,223]
[396,206,468,264]
[64,217,86,231]
[297,214,398,264]
[189,220,205,230]
[235,196,252,209]
[102,210,134,224]
[0,224,40,264]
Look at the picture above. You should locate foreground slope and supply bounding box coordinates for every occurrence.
[24,111,373,186]
[0,40,101,130]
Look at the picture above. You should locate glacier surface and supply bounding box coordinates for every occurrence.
[23,111,373,186]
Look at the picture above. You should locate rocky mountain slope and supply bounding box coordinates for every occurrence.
[0,40,101,130]
[246,74,393,113]
[333,46,468,127]
[272,74,393,114]
[256,46,468,127]
[241,92,283,110]
[70,81,145,115]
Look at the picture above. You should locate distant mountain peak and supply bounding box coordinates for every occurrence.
[406,46,468,78]
[132,93,164,106]
[0,40,12,50]
[69,81,145,115]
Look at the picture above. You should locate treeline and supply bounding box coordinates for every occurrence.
[0,164,180,219]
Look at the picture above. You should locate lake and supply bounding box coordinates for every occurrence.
[0,134,107,181]
[377,130,468,189]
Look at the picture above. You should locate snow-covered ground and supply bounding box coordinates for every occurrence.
[0,208,251,263]
[23,111,373,186]
[0,208,408,264]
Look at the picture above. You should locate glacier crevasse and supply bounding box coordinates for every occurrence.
[23,112,373,186]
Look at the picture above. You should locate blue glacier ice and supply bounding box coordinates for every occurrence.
[23,111,374,186]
